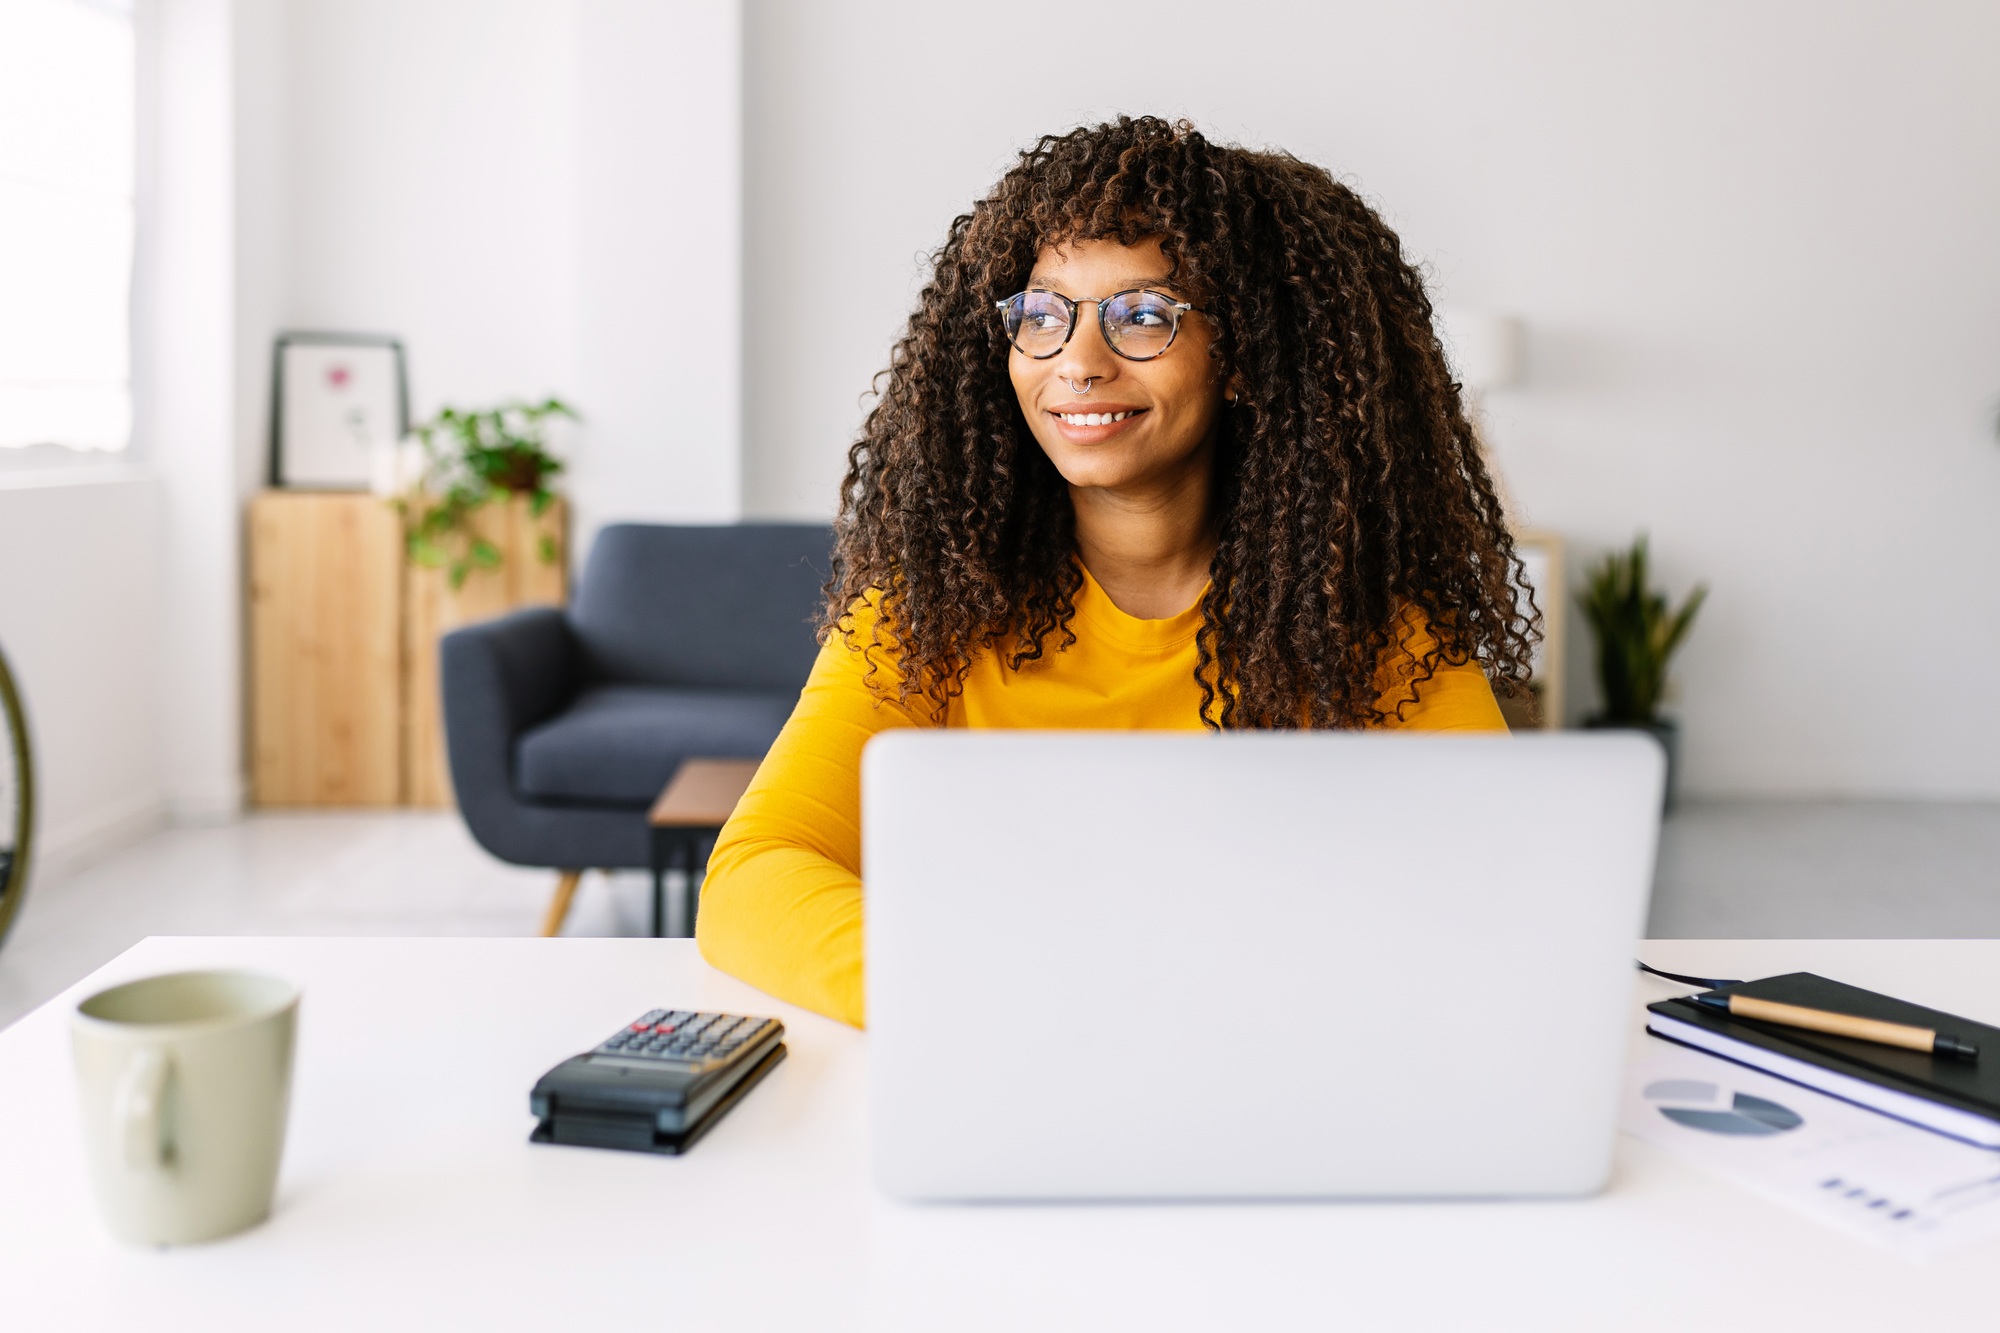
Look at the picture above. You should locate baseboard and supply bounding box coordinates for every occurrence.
[169,779,246,826]
[32,791,171,887]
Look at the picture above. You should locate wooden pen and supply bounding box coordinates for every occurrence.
[1691,992,1979,1061]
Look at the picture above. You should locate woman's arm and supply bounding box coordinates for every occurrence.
[696,610,916,1027]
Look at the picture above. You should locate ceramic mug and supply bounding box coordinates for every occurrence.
[70,969,300,1246]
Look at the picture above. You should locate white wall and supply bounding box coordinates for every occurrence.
[281,0,580,430]
[0,0,250,880]
[276,0,743,549]
[42,0,739,835]
[233,0,289,502]
[19,0,1990,824]
[0,474,165,875]
[740,0,2000,799]
[572,0,743,533]
[137,0,245,820]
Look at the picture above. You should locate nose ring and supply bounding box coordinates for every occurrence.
[1062,376,1095,395]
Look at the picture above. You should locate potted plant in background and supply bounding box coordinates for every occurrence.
[400,397,575,588]
[1577,534,1707,809]
[395,397,576,807]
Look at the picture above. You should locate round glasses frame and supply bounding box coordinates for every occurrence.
[994,288,1209,362]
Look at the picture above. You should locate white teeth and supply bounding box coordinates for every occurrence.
[1059,410,1133,426]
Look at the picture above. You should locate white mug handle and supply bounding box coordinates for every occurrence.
[115,1047,172,1171]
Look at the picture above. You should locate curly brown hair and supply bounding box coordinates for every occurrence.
[829,115,1536,728]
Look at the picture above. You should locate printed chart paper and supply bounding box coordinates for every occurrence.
[1622,1040,2000,1260]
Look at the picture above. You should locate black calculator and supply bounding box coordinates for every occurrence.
[529,1009,786,1155]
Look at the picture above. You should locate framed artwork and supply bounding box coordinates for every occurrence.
[1508,530,1567,730]
[270,332,409,489]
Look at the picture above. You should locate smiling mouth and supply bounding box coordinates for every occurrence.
[1054,409,1140,426]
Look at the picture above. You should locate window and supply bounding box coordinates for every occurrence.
[0,0,134,455]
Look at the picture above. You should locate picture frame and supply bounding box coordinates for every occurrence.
[1508,530,1567,730]
[269,332,409,489]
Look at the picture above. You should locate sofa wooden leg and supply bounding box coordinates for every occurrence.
[541,869,584,937]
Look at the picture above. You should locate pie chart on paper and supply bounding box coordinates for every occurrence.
[1644,1078,1805,1136]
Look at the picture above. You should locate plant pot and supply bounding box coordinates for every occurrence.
[1583,715,1679,812]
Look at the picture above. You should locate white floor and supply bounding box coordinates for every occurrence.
[1649,800,2000,938]
[0,812,689,1031]
[3,800,1997,1032]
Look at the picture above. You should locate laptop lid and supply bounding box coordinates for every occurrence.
[863,730,1664,1201]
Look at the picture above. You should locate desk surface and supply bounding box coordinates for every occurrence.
[2,937,1997,1331]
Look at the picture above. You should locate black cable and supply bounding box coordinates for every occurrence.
[1636,961,1743,991]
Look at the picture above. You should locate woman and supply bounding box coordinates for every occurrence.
[697,117,1535,1026]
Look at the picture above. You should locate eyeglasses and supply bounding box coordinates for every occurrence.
[994,288,1207,362]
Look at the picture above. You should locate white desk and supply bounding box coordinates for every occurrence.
[2,938,1996,1330]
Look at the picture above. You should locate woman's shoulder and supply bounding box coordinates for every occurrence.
[817,587,932,715]
[830,588,901,662]
[1372,603,1509,732]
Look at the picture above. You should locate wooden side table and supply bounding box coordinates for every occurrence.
[647,759,760,938]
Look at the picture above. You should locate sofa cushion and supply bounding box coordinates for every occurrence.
[513,685,792,807]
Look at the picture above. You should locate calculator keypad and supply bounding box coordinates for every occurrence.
[593,1009,776,1072]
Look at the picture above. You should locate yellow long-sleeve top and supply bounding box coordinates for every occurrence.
[696,566,1508,1027]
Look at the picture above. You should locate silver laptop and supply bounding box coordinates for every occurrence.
[862,730,1664,1201]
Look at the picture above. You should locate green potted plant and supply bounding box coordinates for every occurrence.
[1577,534,1706,807]
[399,398,575,588]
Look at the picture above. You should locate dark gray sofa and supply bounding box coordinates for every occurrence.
[440,523,832,929]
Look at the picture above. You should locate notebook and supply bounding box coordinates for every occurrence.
[1647,973,2000,1147]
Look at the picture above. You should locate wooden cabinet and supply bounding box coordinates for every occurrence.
[248,491,566,807]
[248,493,404,805]
[403,497,566,807]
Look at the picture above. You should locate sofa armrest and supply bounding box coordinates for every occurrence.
[442,607,578,734]
[441,607,579,818]
[437,608,653,870]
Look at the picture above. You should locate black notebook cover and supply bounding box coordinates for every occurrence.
[1647,972,2000,1124]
